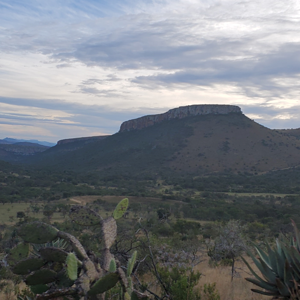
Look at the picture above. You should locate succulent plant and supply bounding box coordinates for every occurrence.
[7,198,148,300]
[243,220,300,299]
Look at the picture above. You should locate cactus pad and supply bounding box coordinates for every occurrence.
[124,292,131,300]
[127,251,137,276]
[25,269,57,285]
[109,258,116,272]
[113,198,129,220]
[39,247,68,263]
[12,257,45,275]
[30,284,49,295]
[7,242,31,266]
[18,222,58,244]
[88,272,119,295]
[66,253,78,281]
[102,217,117,249]
[69,205,101,226]
[56,271,75,288]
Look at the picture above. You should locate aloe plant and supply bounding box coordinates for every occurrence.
[243,220,300,299]
[7,198,148,300]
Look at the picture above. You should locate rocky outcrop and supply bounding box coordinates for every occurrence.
[57,135,109,146]
[120,104,242,132]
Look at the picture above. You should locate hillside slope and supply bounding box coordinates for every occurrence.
[0,142,49,162]
[25,111,300,177]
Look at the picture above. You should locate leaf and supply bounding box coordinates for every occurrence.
[245,278,278,292]
[127,251,137,276]
[292,220,300,251]
[276,278,290,297]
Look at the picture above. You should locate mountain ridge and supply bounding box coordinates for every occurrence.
[22,110,300,177]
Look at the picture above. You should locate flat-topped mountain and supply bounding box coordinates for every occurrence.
[120,104,241,132]
[23,105,300,178]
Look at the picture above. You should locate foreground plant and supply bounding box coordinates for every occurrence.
[243,220,300,299]
[7,198,148,300]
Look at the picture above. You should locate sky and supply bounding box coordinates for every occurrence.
[1,0,300,143]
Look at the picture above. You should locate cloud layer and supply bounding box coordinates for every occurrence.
[1,0,300,141]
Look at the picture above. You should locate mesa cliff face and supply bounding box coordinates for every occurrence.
[57,136,109,146]
[119,104,242,132]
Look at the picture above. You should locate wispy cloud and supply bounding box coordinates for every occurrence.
[1,0,300,141]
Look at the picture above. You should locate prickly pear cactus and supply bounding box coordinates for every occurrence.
[69,205,102,226]
[109,258,117,272]
[88,272,120,295]
[7,242,31,266]
[7,198,148,300]
[102,217,117,249]
[113,198,129,220]
[12,257,45,275]
[25,269,57,285]
[39,247,68,263]
[30,284,49,295]
[18,222,58,244]
[66,253,78,281]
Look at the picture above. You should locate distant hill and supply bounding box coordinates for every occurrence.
[0,142,50,162]
[0,138,56,147]
[23,105,300,178]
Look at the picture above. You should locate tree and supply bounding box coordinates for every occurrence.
[16,211,25,220]
[157,208,171,221]
[209,220,247,281]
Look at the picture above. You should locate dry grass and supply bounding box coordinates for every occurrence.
[194,257,268,300]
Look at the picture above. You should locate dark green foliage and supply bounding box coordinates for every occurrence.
[18,222,58,244]
[157,208,171,220]
[157,266,201,300]
[25,269,57,285]
[17,211,26,219]
[201,283,220,300]
[12,257,45,275]
[88,272,120,295]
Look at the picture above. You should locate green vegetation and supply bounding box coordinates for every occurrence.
[5,199,147,300]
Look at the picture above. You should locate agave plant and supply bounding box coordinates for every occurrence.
[243,220,300,299]
[7,198,148,300]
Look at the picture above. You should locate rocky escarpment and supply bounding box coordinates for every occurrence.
[57,135,109,146]
[120,104,242,132]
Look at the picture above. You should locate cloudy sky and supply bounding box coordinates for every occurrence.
[1,0,300,142]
